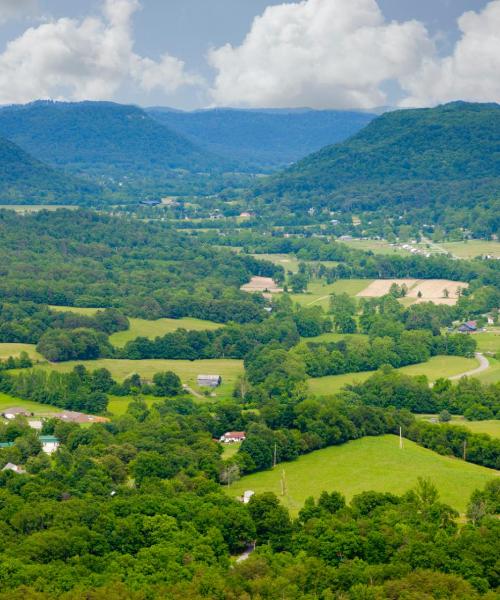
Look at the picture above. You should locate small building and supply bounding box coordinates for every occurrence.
[220,431,246,444]
[2,407,33,420]
[2,463,26,474]
[0,442,14,449]
[140,199,161,207]
[39,435,60,455]
[197,375,222,388]
[458,321,478,333]
[239,212,254,218]
[28,420,43,431]
[242,490,255,504]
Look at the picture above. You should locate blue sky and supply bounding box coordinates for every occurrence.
[0,0,497,109]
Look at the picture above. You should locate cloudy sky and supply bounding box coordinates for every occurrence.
[0,0,498,110]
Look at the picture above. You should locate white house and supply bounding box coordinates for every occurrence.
[220,431,246,443]
[242,490,255,504]
[2,463,26,474]
[39,436,60,454]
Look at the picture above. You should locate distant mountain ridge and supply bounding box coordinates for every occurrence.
[257,102,500,213]
[0,134,98,203]
[147,107,375,170]
[0,101,231,188]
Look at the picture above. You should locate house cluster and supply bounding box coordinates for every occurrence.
[0,435,59,455]
[458,320,478,334]
[219,431,246,444]
[399,243,432,258]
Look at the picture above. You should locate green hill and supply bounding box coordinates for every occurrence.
[0,101,234,198]
[226,435,497,515]
[259,102,500,217]
[0,135,98,203]
[147,107,375,171]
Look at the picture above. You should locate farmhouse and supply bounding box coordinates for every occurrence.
[40,435,60,454]
[2,463,26,474]
[242,490,255,504]
[220,431,246,443]
[2,407,33,420]
[197,375,222,388]
[458,321,478,333]
[140,199,161,207]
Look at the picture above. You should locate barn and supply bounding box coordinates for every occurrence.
[197,375,222,388]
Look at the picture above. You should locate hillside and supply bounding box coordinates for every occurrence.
[0,101,234,197]
[258,102,500,214]
[147,107,375,171]
[0,135,99,203]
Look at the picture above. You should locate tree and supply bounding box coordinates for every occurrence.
[152,371,183,397]
[438,410,451,423]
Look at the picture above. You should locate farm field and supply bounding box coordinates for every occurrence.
[107,394,160,416]
[0,205,77,213]
[222,442,241,460]
[474,357,500,385]
[109,317,221,347]
[251,253,301,273]
[417,415,500,439]
[303,332,369,344]
[0,343,42,360]
[290,279,371,310]
[50,305,101,316]
[308,355,480,396]
[357,279,467,306]
[441,240,500,259]
[473,331,500,354]
[226,435,497,515]
[0,392,59,415]
[341,239,404,255]
[43,358,243,397]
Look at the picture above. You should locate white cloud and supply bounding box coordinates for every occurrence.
[208,0,435,109]
[0,0,37,23]
[0,0,200,104]
[400,1,500,107]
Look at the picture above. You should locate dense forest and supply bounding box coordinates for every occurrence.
[148,107,374,170]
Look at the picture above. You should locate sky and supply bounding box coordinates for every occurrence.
[0,0,498,110]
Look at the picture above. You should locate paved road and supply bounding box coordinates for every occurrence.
[449,353,490,381]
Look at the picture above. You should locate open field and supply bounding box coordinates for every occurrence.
[341,239,405,255]
[107,394,160,416]
[474,357,500,385]
[42,358,243,397]
[473,331,500,354]
[0,392,59,415]
[0,343,42,360]
[357,279,467,306]
[417,415,500,439]
[290,279,372,311]
[226,435,497,515]
[109,317,221,347]
[50,305,101,316]
[441,240,500,259]
[222,442,242,460]
[303,332,369,344]
[251,253,301,273]
[241,276,283,293]
[308,356,480,396]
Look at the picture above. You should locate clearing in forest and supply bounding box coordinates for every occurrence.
[226,435,497,515]
[0,343,42,360]
[357,279,468,305]
[241,276,283,293]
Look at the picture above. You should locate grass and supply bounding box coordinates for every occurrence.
[0,343,42,360]
[308,356,479,396]
[222,442,242,460]
[290,279,372,311]
[0,392,59,415]
[441,241,500,259]
[0,205,77,213]
[49,305,101,316]
[417,415,500,439]
[42,358,243,398]
[474,357,500,385]
[107,395,160,416]
[226,435,497,515]
[303,332,369,344]
[473,331,500,354]
[342,239,404,256]
[109,317,221,347]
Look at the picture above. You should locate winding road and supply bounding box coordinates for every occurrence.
[449,353,490,381]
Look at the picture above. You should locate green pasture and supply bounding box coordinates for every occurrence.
[107,394,160,416]
[109,317,221,347]
[341,239,403,255]
[222,442,242,460]
[49,305,101,316]
[417,415,500,439]
[474,357,500,385]
[43,358,243,397]
[0,392,59,415]
[0,343,42,361]
[303,332,369,344]
[308,356,479,396]
[252,253,301,273]
[226,435,497,515]
[441,240,500,259]
[473,331,500,354]
[290,279,371,311]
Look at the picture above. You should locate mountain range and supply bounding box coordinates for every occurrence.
[257,102,500,215]
[147,107,375,171]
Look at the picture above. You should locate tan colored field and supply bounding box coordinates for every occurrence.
[357,279,468,306]
[241,276,283,293]
[357,279,418,298]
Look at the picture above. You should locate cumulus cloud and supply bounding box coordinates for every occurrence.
[0,0,201,104]
[400,1,500,107]
[208,0,435,109]
[0,0,37,23]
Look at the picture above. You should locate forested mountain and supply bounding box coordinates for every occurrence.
[0,135,98,203]
[0,101,236,198]
[147,107,375,170]
[257,102,500,215]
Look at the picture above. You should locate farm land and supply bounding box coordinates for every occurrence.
[226,435,498,515]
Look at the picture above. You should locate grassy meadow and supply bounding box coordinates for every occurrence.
[50,305,101,316]
[109,317,221,347]
[308,355,479,396]
[226,435,497,515]
[290,279,371,311]
[43,358,243,397]
[474,357,500,385]
[0,343,42,360]
[0,392,59,415]
[473,331,500,354]
[441,240,500,259]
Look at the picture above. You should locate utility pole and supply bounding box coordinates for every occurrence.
[273,443,277,468]
[463,440,467,461]
[281,469,287,497]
